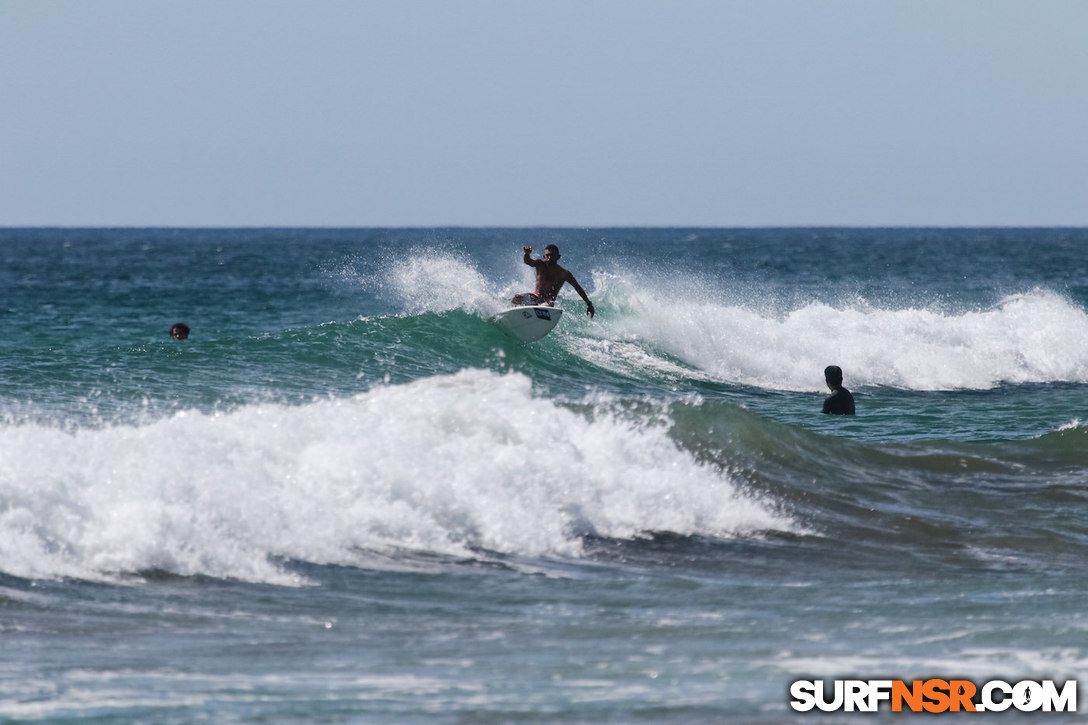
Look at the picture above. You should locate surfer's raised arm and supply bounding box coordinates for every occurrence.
[522,246,537,266]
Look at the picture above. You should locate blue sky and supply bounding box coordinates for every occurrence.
[2,0,1087,226]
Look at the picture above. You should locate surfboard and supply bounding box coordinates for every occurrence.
[493,305,563,342]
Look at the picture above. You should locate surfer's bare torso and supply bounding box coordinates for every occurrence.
[526,257,575,302]
[515,245,595,317]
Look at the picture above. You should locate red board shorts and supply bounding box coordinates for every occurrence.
[511,293,549,306]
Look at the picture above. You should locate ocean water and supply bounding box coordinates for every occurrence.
[1,227,1087,723]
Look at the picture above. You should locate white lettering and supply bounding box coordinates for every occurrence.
[867,680,893,711]
[1014,681,1043,712]
[981,680,1012,712]
[789,680,816,712]
[1040,680,1077,713]
[815,680,844,712]
[844,680,869,712]
[791,677,1078,714]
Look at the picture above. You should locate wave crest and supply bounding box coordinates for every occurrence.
[585,280,1088,391]
[0,370,792,584]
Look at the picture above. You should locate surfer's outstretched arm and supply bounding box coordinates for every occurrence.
[522,246,539,267]
[567,274,595,318]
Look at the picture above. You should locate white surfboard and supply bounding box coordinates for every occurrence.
[494,305,563,342]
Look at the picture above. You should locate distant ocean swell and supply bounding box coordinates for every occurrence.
[667,396,1088,556]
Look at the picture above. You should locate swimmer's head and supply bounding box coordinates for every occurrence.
[824,365,843,386]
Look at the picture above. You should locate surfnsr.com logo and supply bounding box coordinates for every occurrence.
[790,679,1078,714]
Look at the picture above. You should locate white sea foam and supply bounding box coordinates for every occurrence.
[343,249,1088,392]
[384,251,506,316]
[0,370,791,584]
[588,276,1088,391]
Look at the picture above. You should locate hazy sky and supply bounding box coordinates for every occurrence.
[2,0,1087,227]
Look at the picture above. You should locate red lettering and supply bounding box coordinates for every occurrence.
[922,679,951,713]
[892,680,923,712]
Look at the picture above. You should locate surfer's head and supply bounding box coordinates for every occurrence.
[824,365,844,387]
[543,245,561,263]
[170,322,190,340]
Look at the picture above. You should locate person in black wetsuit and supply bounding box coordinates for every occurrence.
[822,365,855,415]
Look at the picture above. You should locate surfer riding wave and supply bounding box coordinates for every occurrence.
[512,245,595,318]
